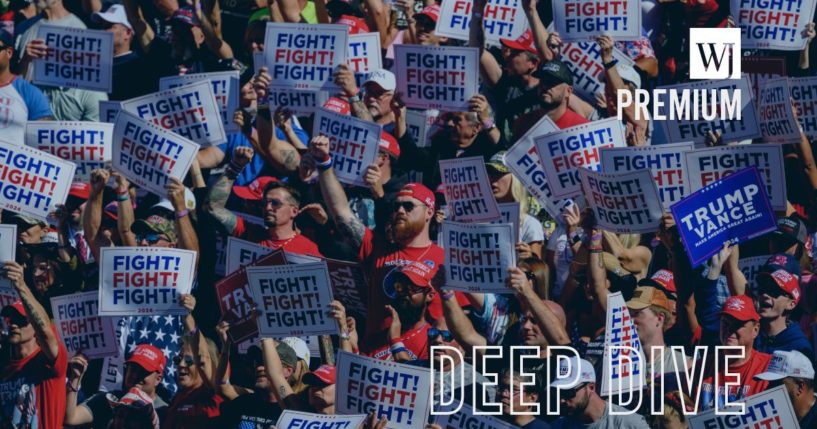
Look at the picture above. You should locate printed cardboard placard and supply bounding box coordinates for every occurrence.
[284,252,324,264]
[216,250,288,344]
[731,0,817,51]
[433,404,517,429]
[440,156,501,222]
[551,0,641,41]
[683,144,787,212]
[336,351,431,429]
[441,221,516,293]
[264,23,348,91]
[112,110,199,196]
[0,225,16,264]
[51,291,118,359]
[405,109,439,148]
[269,88,330,117]
[98,247,197,316]
[435,0,530,44]
[225,237,274,275]
[313,107,382,186]
[0,141,76,220]
[100,100,121,123]
[33,25,113,92]
[121,81,226,147]
[348,33,382,88]
[759,77,801,143]
[600,143,693,210]
[534,117,626,199]
[790,76,817,141]
[246,262,336,337]
[600,292,645,396]
[579,169,663,234]
[495,202,520,244]
[657,77,761,145]
[671,167,777,268]
[560,41,635,99]
[25,121,113,182]
[160,71,241,134]
[688,385,799,429]
[326,258,368,318]
[394,45,479,111]
[0,278,15,309]
[743,56,786,109]
[277,411,367,429]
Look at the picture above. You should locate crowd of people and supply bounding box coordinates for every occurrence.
[1,0,817,427]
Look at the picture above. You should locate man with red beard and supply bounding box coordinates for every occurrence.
[310,135,465,353]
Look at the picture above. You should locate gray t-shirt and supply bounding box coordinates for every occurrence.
[15,13,87,80]
[551,403,650,429]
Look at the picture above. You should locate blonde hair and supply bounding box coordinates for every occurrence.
[290,358,310,394]
[180,335,221,388]
[618,234,641,249]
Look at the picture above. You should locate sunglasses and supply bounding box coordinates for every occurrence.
[263,198,289,209]
[172,355,195,367]
[392,201,424,213]
[428,328,453,342]
[393,281,427,297]
[136,233,167,245]
[561,383,587,399]
[759,285,792,300]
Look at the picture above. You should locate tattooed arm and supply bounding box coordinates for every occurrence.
[5,262,60,361]
[334,65,374,122]
[205,147,254,236]
[261,338,298,408]
[254,67,301,173]
[310,135,366,249]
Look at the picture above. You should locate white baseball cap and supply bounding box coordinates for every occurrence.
[551,357,596,388]
[754,350,815,381]
[616,65,641,89]
[151,187,196,212]
[92,5,133,30]
[362,69,396,92]
[281,337,311,363]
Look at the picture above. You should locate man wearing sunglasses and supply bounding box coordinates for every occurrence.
[0,262,68,429]
[755,264,812,356]
[754,350,817,428]
[0,30,53,144]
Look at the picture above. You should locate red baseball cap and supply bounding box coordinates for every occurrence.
[639,269,676,297]
[303,364,336,385]
[323,97,351,115]
[721,295,760,322]
[69,182,91,200]
[397,183,435,209]
[500,30,537,54]
[1,301,27,318]
[233,176,278,201]
[397,261,434,289]
[337,15,369,34]
[414,4,440,22]
[127,344,166,374]
[758,269,801,305]
[378,131,400,159]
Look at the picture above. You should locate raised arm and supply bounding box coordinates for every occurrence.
[5,261,60,361]
[83,168,108,260]
[586,226,609,312]
[469,0,503,87]
[261,338,297,407]
[122,0,155,53]
[253,68,301,173]
[194,0,234,59]
[113,172,137,247]
[334,65,374,122]
[800,23,815,70]
[363,0,391,47]
[167,178,199,263]
[522,0,559,61]
[182,294,215,389]
[278,0,304,22]
[205,147,254,235]
[64,354,94,426]
[508,267,571,345]
[601,230,651,277]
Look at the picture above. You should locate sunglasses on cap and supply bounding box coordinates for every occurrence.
[392,201,425,213]
[428,328,453,342]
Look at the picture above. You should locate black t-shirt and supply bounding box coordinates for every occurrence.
[492,74,541,140]
[218,392,282,429]
[111,52,163,101]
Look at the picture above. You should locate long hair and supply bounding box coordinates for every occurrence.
[519,257,550,300]
[290,358,310,394]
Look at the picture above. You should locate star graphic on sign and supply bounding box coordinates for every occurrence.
[164,315,175,326]
[161,346,172,358]
[154,328,166,342]
[139,327,149,339]
[169,332,180,344]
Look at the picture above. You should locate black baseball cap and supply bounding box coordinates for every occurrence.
[772,215,807,248]
[533,60,574,86]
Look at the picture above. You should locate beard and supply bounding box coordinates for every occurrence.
[394,297,426,326]
[264,212,278,228]
[391,216,425,243]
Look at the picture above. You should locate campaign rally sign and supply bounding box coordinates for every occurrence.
[336,351,431,429]
[112,110,199,196]
[326,258,368,318]
[657,77,761,145]
[600,292,645,396]
[684,144,787,211]
[277,411,367,429]
[0,278,17,311]
[435,0,529,44]
[600,143,693,210]
[0,141,76,220]
[732,0,817,50]
[33,25,113,92]
[405,110,439,148]
[98,247,197,316]
[688,385,799,429]
[269,89,330,117]
[560,41,635,99]
[160,71,241,135]
[225,237,274,275]
[0,224,15,263]
[25,121,113,182]
[441,221,516,293]
[99,100,121,123]
[216,250,288,344]
[759,77,801,143]
[671,167,777,267]
[121,81,226,147]
[534,117,626,199]
[51,291,117,359]
[495,202,520,244]
[264,23,347,91]
[348,33,382,88]
[790,76,817,141]
[395,45,479,111]
[579,169,663,234]
[313,107,381,186]
[433,404,517,429]
[739,255,772,297]
[743,56,786,108]
[552,0,641,41]
[440,156,501,222]
[246,262,336,337]
[285,252,323,264]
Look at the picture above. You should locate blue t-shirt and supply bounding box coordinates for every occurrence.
[0,77,52,143]
[217,126,309,186]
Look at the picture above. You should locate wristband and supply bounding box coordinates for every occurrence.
[591,232,602,242]
[482,117,495,130]
[348,94,361,103]
[589,249,603,254]
[116,194,130,202]
[390,347,408,355]
[340,330,351,340]
[116,188,129,196]
[257,104,270,112]
[603,59,618,70]
[316,156,334,171]
[390,339,405,347]
[67,383,80,393]
[176,209,189,220]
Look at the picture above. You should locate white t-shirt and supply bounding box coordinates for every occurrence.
[519,214,545,244]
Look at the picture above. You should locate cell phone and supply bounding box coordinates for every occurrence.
[560,199,574,212]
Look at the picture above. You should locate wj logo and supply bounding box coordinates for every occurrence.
[689,28,742,80]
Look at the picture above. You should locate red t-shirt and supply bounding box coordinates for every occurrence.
[163,384,224,429]
[554,108,590,129]
[364,323,431,361]
[697,349,771,410]
[0,340,68,428]
[233,216,322,257]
